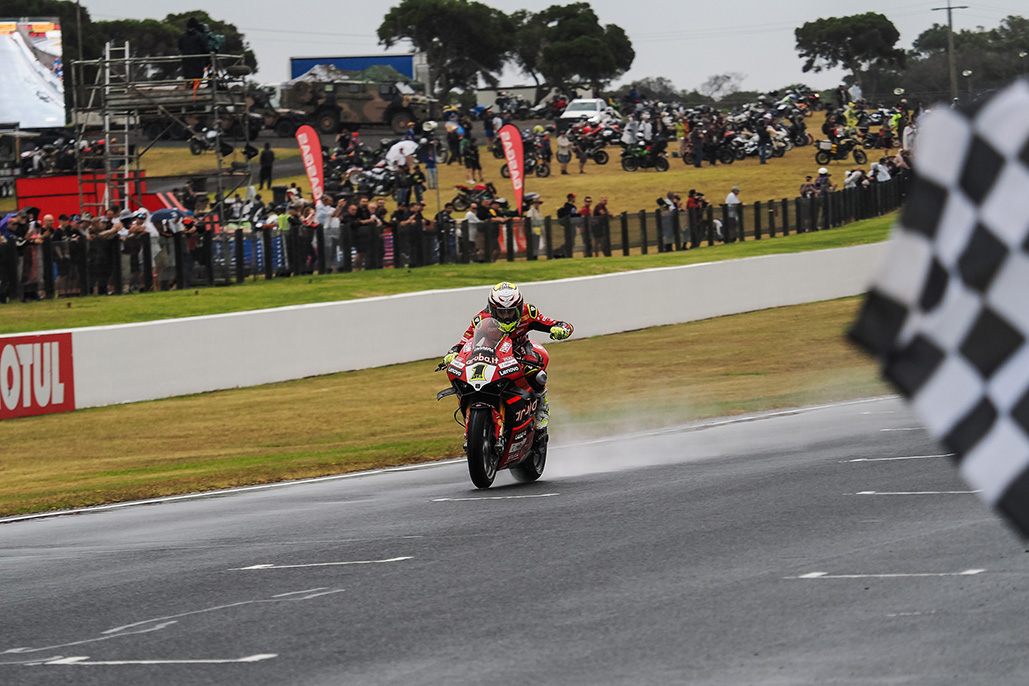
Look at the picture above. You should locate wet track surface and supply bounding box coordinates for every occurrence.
[2,396,1027,685]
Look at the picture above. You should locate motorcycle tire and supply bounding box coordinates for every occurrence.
[452,196,470,212]
[793,133,808,147]
[535,162,551,178]
[718,148,735,165]
[188,139,204,156]
[500,163,511,179]
[782,139,793,152]
[681,152,694,165]
[853,148,868,164]
[492,144,505,160]
[654,157,670,172]
[733,147,746,161]
[772,146,785,158]
[466,407,499,489]
[621,156,639,172]
[814,150,832,165]
[511,431,547,483]
[591,150,609,165]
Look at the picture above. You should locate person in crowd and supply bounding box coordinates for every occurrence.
[463,201,482,261]
[799,175,816,198]
[462,134,483,183]
[410,165,427,203]
[527,197,545,254]
[813,167,835,195]
[725,185,742,243]
[556,130,572,175]
[424,148,438,190]
[258,143,275,190]
[178,17,209,82]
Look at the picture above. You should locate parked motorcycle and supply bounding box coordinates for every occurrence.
[814,136,867,165]
[436,317,549,488]
[188,128,235,157]
[500,152,550,178]
[451,182,498,212]
[621,136,669,172]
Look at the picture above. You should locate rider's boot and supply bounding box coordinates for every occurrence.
[536,388,550,430]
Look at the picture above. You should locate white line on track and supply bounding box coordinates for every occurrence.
[433,493,559,502]
[880,427,923,432]
[848,454,953,462]
[855,490,981,495]
[233,556,412,571]
[791,569,984,580]
[34,654,277,665]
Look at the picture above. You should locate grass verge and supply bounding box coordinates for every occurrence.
[0,297,887,516]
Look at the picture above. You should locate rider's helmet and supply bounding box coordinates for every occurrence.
[533,124,544,134]
[487,282,524,334]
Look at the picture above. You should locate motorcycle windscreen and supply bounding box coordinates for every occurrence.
[471,318,505,351]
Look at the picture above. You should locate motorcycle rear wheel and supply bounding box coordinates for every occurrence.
[853,148,868,164]
[511,431,547,483]
[535,162,551,178]
[718,148,735,165]
[452,196,470,212]
[733,147,746,161]
[814,150,832,165]
[188,139,204,156]
[500,163,511,179]
[466,407,499,489]
[592,150,609,165]
[621,156,639,172]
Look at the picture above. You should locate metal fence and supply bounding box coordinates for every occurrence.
[0,176,908,303]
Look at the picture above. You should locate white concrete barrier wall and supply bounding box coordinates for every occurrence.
[2,242,889,412]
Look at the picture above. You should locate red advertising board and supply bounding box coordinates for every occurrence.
[0,333,75,419]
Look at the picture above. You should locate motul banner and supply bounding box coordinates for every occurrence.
[498,124,524,215]
[0,333,75,419]
[295,125,324,203]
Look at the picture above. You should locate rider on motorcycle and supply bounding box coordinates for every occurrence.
[441,282,573,429]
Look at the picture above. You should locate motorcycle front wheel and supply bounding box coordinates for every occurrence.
[500,163,511,179]
[188,139,204,155]
[654,157,670,172]
[853,148,868,164]
[466,407,499,489]
[535,162,551,178]
[718,148,735,165]
[592,150,609,165]
[814,150,832,165]
[621,156,639,172]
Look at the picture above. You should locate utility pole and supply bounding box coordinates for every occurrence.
[932,0,968,101]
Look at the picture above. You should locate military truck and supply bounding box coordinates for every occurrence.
[278,64,435,134]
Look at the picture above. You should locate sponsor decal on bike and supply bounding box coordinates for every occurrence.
[0,333,75,420]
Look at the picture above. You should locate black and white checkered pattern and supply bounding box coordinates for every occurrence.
[851,79,1029,537]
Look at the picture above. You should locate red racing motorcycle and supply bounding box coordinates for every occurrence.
[436,317,548,488]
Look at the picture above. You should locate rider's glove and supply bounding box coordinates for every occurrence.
[442,352,457,366]
[549,326,571,340]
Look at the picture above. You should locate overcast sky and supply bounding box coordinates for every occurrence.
[77,0,1027,92]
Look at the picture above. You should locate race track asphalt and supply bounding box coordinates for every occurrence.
[2,396,1026,685]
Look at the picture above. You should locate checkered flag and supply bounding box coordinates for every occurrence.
[850,79,1029,537]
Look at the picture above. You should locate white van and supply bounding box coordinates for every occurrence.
[558,98,611,129]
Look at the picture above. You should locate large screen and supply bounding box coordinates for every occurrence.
[0,18,65,129]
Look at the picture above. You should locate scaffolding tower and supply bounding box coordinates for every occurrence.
[70,44,255,219]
